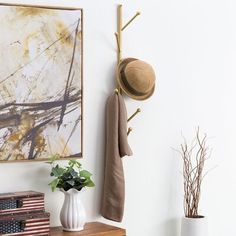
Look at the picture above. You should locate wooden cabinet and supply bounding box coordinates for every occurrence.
[50,222,126,236]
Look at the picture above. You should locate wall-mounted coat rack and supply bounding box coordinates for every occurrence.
[114,5,141,136]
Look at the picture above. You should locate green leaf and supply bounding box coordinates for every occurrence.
[66,180,75,186]
[86,180,95,187]
[76,161,82,168]
[70,169,78,178]
[51,165,64,177]
[68,160,82,169]
[80,170,92,178]
[68,160,76,167]
[49,179,59,192]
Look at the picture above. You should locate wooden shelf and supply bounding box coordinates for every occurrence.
[50,222,126,236]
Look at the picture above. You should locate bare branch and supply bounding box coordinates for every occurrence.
[177,128,211,218]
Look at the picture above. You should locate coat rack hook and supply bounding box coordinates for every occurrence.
[127,127,133,136]
[122,11,141,31]
[128,108,141,122]
[114,33,121,52]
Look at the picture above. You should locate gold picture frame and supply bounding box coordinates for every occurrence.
[0,3,83,163]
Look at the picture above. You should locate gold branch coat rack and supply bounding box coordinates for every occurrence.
[114,5,141,136]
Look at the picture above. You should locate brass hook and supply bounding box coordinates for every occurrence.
[114,88,119,94]
[114,32,121,52]
[122,11,141,31]
[127,127,133,136]
[128,108,141,122]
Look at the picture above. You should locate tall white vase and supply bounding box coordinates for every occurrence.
[181,216,208,236]
[60,188,86,231]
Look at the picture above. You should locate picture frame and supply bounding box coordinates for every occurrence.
[0,3,83,163]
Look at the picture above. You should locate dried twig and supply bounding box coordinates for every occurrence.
[178,127,210,218]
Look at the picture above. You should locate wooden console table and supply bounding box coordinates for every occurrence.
[50,222,126,236]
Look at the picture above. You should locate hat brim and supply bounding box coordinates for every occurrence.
[116,58,156,101]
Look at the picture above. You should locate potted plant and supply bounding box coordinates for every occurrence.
[48,155,95,232]
[177,128,211,236]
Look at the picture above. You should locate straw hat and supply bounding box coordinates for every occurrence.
[116,58,156,100]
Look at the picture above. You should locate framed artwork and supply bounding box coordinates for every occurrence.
[0,4,83,162]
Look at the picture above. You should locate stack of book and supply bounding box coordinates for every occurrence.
[0,191,50,235]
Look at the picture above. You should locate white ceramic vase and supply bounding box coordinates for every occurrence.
[60,188,86,231]
[181,216,208,236]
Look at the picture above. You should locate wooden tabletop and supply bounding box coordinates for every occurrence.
[50,222,126,236]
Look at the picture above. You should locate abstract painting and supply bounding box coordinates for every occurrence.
[0,4,83,162]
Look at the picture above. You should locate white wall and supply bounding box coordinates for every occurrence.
[0,0,235,235]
